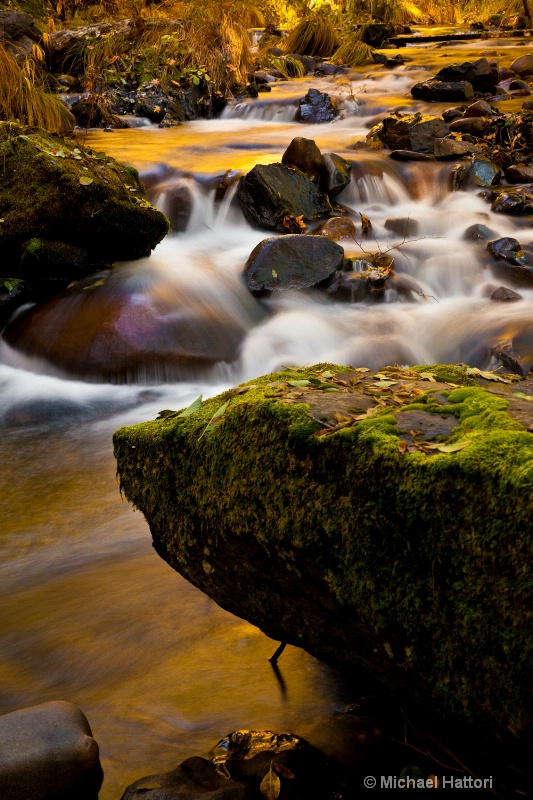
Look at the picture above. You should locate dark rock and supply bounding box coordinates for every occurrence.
[509,79,531,94]
[497,67,517,82]
[451,163,468,190]
[492,186,533,215]
[288,53,317,73]
[237,163,331,233]
[487,237,526,265]
[522,99,533,110]
[442,107,464,122]
[315,62,344,75]
[243,234,344,294]
[464,100,496,120]
[0,122,169,267]
[252,71,276,84]
[0,11,41,43]
[463,223,500,241]
[411,80,474,103]
[370,50,388,65]
[389,150,435,161]
[314,217,356,241]
[384,217,420,237]
[490,286,522,301]
[515,14,528,29]
[121,756,248,800]
[383,56,406,70]
[381,113,449,153]
[470,155,501,186]
[470,21,485,30]
[325,269,370,302]
[257,84,271,93]
[281,137,324,183]
[449,117,488,135]
[491,341,529,377]
[3,263,262,381]
[298,88,339,124]
[358,22,391,47]
[435,58,497,92]
[267,46,284,57]
[0,701,102,800]
[491,259,533,286]
[320,153,351,197]
[434,138,479,159]
[163,184,193,232]
[505,164,533,183]
[19,239,93,281]
[214,170,242,203]
[510,54,533,78]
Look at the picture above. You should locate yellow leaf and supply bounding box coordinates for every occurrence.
[260,765,281,800]
[418,372,437,381]
[272,269,278,278]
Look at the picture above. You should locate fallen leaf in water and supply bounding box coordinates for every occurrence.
[260,764,281,799]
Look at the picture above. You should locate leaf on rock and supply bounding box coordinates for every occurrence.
[198,401,230,440]
[288,379,311,387]
[466,367,510,383]
[398,440,408,454]
[260,764,281,800]
[513,391,533,401]
[353,367,370,373]
[177,395,203,418]
[425,440,471,453]
[79,176,94,186]
[273,761,294,779]
[372,380,397,388]
[418,372,437,381]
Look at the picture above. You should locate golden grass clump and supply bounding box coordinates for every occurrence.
[283,15,339,58]
[264,54,306,78]
[0,43,74,132]
[330,33,375,68]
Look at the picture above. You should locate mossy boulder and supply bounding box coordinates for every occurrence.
[0,122,169,271]
[114,363,533,739]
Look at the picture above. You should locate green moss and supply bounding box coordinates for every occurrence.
[0,122,169,266]
[114,364,533,737]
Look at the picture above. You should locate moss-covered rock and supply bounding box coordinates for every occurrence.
[0,122,169,269]
[113,363,533,738]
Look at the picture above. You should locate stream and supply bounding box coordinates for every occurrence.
[1,33,533,797]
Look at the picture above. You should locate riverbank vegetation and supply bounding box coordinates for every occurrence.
[1,0,533,133]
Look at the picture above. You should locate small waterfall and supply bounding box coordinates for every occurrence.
[222,100,298,122]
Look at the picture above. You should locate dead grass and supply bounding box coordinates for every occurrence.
[283,15,339,58]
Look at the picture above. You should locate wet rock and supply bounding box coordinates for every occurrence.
[0,122,169,268]
[237,163,331,233]
[389,150,435,161]
[505,164,533,183]
[434,58,497,93]
[434,138,479,159]
[522,99,533,110]
[470,155,501,186]
[510,54,533,78]
[3,263,261,381]
[267,46,284,57]
[320,153,351,196]
[384,217,419,237]
[325,269,370,302]
[0,701,102,800]
[490,286,522,301]
[491,341,529,376]
[314,217,356,241]
[411,80,474,103]
[492,186,533,215]
[121,756,248,800]
[252,71,275,84]
[315,62,345,75]
[298,88,339,124]
[380,113,449,153]
[449,117,488,136]
[463,223,500,241]
[491,260,533,286]
[257,84,271,93]
[451,163,468,190]
[463,99,495,118]
[281,137,324,183]
[164,184,193,232]
[383,56,406,70]
[487,237,526,265]
[442,107,464,122]
[214,169,242,202]
[358,22,391,47]
[243,234,344,294]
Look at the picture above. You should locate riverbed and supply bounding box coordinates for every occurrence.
[1,33,533,797]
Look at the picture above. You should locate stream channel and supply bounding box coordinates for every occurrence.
[1,32,533,797]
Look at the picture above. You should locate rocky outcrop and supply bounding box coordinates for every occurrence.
[114,363,533,739]
[0,701,102,800]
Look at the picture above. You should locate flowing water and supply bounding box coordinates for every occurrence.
[1,35,533,797]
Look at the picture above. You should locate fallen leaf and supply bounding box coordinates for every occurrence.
[425,440,471,453]
[466,367,510,383]
[198,401,229,440]
[513,391,533,401]
[271,269,278,278]
[353,367,370,373]
[287,379,311,387]
[360,213,373,236]
[260,764,281,800]
[398,440,408,454]
[273,761,294,779]
[79,176,93,186]
[372,380,397,388]
[418,372,437,381]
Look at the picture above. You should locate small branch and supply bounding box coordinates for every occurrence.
[269,641,287,664]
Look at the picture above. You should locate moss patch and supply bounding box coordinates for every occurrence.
[114,363,533,737]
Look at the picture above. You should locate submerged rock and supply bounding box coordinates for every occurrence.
[0,701,102,800]
[113,364,533,738]
[3,263,262,381]
[243,235,344,294]
[237,163,331,233]
[0,122,169,268]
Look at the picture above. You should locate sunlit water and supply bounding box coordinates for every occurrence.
[2,34,533,798]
